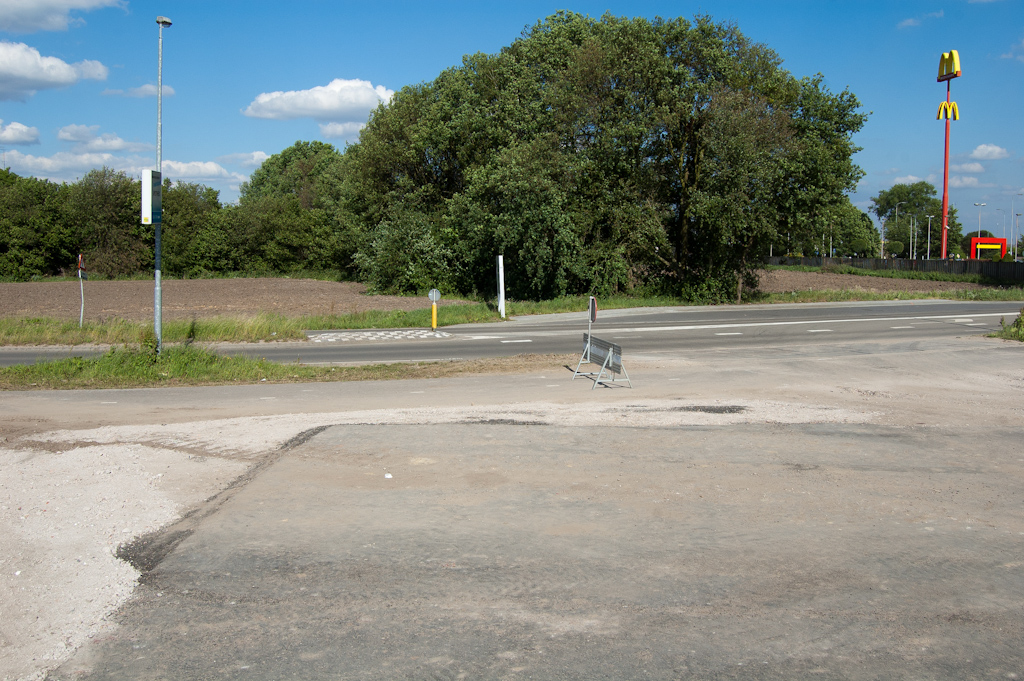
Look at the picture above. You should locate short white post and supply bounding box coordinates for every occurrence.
[78,253,85,328]
[497,255,505,319]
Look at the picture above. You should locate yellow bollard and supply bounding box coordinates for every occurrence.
[431,302,437,332]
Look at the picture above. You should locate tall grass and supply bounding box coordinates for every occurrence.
[995,307,1024,342]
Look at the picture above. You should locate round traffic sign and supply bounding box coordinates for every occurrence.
[428,288,441,302]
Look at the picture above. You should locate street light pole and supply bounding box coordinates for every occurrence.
[926,215,934,260]
[973,202,986,240]
[1011,210,1019,259]
[893,201,905,258]
[154,15,171,354]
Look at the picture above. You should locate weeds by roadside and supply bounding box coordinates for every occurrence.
[995,307,1024,342]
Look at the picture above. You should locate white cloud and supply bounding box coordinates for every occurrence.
[949,176,981,188]
[4,148,141,177]
[0,41,108,100]
[898,10,943,29]
[0,0,123,33]
[56,123,97,142]
[102,83,175,98]
[243,78,393,133]
[319,121,364,139]
[0,119,39,144]
[970,144,1009,160]
[216,151,269,169]
[5,149,245,187]
[161,160,245,183]
[1002,37,1024,62]
[894,175,923,185]
[950,162,984,173]
[57,123,149,152]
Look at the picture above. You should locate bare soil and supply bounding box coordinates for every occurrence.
[0,271,996,323]
[0,279,468,322]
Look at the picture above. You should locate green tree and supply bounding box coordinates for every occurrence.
[0,170,75,279]
[343,11,868,299]
[870,182,961,258]
[65,168,146,278]
[162,180,231,277]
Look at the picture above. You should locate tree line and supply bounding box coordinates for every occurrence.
[3,12,893,300]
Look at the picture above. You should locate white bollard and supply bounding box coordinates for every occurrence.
[497,255,505,319]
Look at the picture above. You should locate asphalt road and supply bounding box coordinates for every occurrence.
[230,299,1020,365]
[1,300,1020,367]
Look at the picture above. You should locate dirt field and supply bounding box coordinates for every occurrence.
[0,279,467,322]
[0,271,996,322]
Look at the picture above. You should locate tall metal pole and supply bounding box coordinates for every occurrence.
[893,202,905,258]
[155,16,171,353]
[940,79,951,259]
[926,215,934,260]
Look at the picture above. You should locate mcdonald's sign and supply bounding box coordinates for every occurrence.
[937,50,961,82]
[936,101,960,121]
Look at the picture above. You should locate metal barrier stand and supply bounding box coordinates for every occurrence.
[572,333,632,390]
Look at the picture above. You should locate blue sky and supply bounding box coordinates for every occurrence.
[1,0,1021,238]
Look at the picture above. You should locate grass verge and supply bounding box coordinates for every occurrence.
[0,344,577,390]
[993,307,1024,342]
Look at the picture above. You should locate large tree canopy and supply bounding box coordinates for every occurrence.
[343,11,869,299]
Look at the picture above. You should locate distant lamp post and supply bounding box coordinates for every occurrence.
[996,208,1006,242]
[1016,213,1022,259]
[154,15,171,353]
[893,201,906,258]
[926,215,934,259]
[973,202,986,239]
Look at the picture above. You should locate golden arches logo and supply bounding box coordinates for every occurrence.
[937,50,961,82]
[936,101,959,121]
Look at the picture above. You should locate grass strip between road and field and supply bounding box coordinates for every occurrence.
[0,344,577,390]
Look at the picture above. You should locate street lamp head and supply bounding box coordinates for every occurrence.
[156,16,172,27]
[974,202,985,206]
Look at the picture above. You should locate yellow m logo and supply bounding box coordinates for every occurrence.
[936,101,960,121]
[937,50,961,82]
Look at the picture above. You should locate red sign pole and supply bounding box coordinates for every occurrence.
[940,80,951,259]
[936,50,961,259]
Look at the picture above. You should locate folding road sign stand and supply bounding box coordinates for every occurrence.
[573,333,632,390]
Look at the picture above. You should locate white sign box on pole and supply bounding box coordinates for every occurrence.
[141,170,162,224]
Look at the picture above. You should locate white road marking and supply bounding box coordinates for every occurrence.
[501,339,532,343]
[715,332,743,336]
[808,329,832,333]
[966,323,988,326]
[603,312,1017,335]
[953,318,973,323]
[890,326,914,329]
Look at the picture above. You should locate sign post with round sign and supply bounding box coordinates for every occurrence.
[428,288,441,332]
